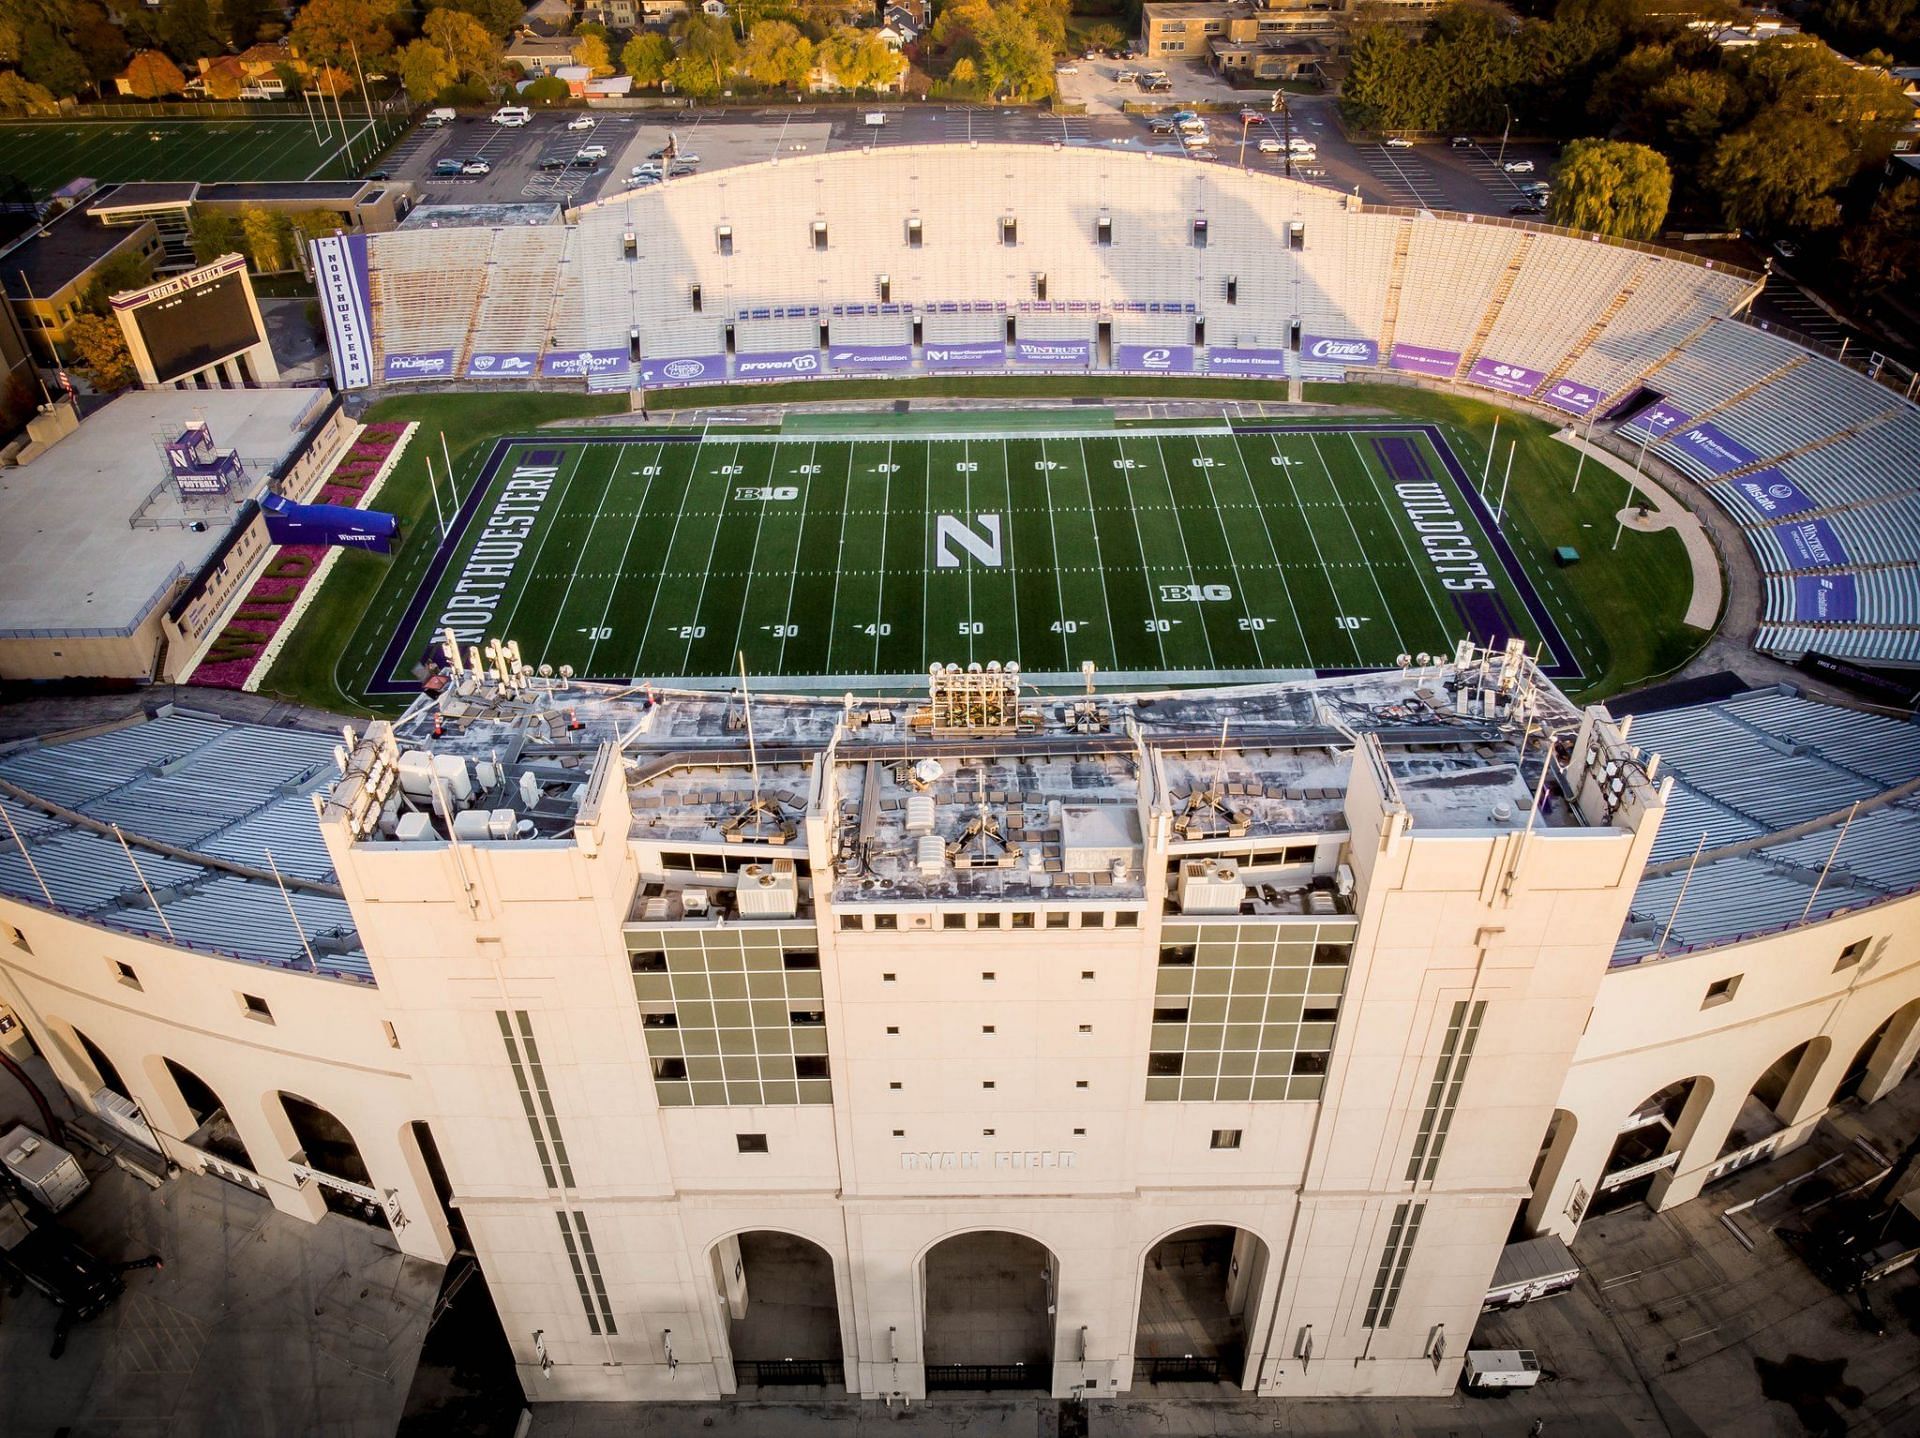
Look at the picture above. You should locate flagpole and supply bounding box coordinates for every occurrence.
[1479,415,1499,500]
[1494,441,1515,524]
[424,452,447,537]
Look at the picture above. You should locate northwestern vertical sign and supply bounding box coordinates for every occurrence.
[311,233,373,390]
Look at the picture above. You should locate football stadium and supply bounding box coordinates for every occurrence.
[3,132,1919,1426]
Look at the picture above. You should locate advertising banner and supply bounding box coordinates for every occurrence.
[923,341,1005,371]
[310,233,373,390]
[1791,574,1858,623]
[1013,338,1092,368]
[1205,347,1290,377]
[1668,421,1759,476]
[1300,335,1380,367]
[465,351,538,379]
[1774,518,1849,568]
[734,349,825,379]
[1541,379,1606,415]
[826,344,914,372]
[382,349,454,382]
[1630,402,1691,435]
[1731,469,1816,520]
[261,494,398,552]
[542,348,629,380]
[1466,357,1545,395]
[1114,344,1194,373]
[640,353,726,387]
[1388,343,1460,379]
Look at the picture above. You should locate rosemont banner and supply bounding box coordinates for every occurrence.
[1388,344,1460,378]
[466,351,538,379]
[922,342,1006,370]
[543,348,629,379]
[1467,357,1544,396]
[1114,344,1194,372]
[1773,518,1848,568]
[1299,335,1380,367]
[1012,338,1091,367]
[1731,469,1815,519]
[1541,379,1605,415]
[382,349,454,382]
[640,353,726,386]
[734,349,824,378]
[1205,348,1290,376]
[826,344,914,372]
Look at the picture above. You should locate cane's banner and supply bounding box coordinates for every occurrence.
[1300,335,1380,367]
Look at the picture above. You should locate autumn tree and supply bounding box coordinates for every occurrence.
[819,25,904,91]
[621,31,671,84]
[189,203,247,264]
[0,69,58,112]
[1547,138,1671,239]
[1841,178,1920,292]
[668,13,737,96]
[1709,109,1853,231]
[395,36,455,97]
[571,31,610,75]
[240,206,296,271]
[423,6,500,82]
[158,0,222,62]
[741,19,811,89]
[424,0,523,37]
[121,48,186,96]
[290,0,393,67]
[67,313,135,390]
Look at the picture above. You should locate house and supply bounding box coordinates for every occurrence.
[581,0,643,29]
[520,0,574,35]
[876,24,908,49]
[506,33,578,76]
[701,0,728,16]
[883,5,923,41]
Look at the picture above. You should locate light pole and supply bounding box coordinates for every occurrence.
[1497,104,1513,171]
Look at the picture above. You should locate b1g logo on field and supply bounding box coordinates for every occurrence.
[935,513,1002,568]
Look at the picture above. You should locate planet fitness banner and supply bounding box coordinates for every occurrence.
[1732,469,1816,520]
[1301,335,1380,368]
[543,348,629,380]
[1206,348,1290,377]
[1467,357,1544,396]
[1542,379,1605,415]
[827,344,914,373]
[640,353,725,387]
[382,349,454,382]
[1668,422,1759,476]
[466,351,537,380]
[1389,344,1460,379]
[311,233,373,390]
[923,341,1005,371]
[1013,338,1091,368]
[1774,518,1849,568]
[1114,344,1194,373]
[1792,574,1858,622]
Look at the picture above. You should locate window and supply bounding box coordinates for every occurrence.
[1073,1127,1086,1135]
[1096,215,1112,246]
[877,273,890,303]
[982,1025,996,1034]
[1289,221,1305,252]
[1210,1129,1242,1150]
[1033,271,1047,302]
[1152,1006,1190,1023]
[892,1128,905,1137]
[1192,218,1209,249]
[558,1210,616,1335]
[383,1020,401,1049]
[1363,1202,1424,1329]
[840,915,863,931]
[882,972,897,983]
[889,1081,903,1090]
[1405,1000,1483,1182]
[1292,1051,1329,1075]
[906,216,922,248]
[1116,912,1138,929]
[240,993,273,1023]
[982,1080,996,1089]
[1012,912,1034,929]
[1083,912,1106,929]
[1159,944,1196,966]
[689,282,702,312]
[114,961,141,990]
[978,913,1001,929]
[1148,1053,1183,1077]
[652,1056,688,1081]
[1047,912,1070,929]
[1075,1079,1089,1089]
[875,914,899,931]
[4,924,30,952]
[783,950,820,971]
[716,223,732,256]
[504,1010,574,1185]
[641,1011,678,1029]
[944,913,967,930]
[812,219,828,251]
[1077,1024,1093,1034]
[982,971,996,982]
[1082,970,1096,981]
[1226,275,1238,305]
[736,1133,769,1153]
[1303,1005,1339,1024]
[630,950,667,973]
[886,1025,900,1035]
[1312,943,1349,967]
[982,1128,995,1137]
[795,1056,830,1079]
[789,1010,825,1026]
[1000,215,1017,246]
[1835,939,1869,972]
[1703,975,1741,1008]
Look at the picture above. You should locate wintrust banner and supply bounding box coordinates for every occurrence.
[734,349,823,379]
[640,354,725,387]
[1301,335,1380,368]
[382,349,454,382]
[1542,379,1605,415]
[1013,338,1091,368]
[1792,574,1858,623]
[1668,421,1759,476]
[1467,357,1544,396]
[466,351,537,380]
[1389,343,1460,379]
[923,341,1005,371]
[1774,518,1849,568]
[311,233,373,390]
[1114,344,1194,373]
[543,348,629,380]
[827,344,914,373]
[1733,469,1816,520]
[1206,347,1290,377]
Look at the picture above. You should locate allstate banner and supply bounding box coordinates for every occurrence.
[1301,335,1380,367]
[1791,574,1858,622]
[1629,402,1691,435]
[1774,518,1849,568]
[923,341,1005,371]
[1389,343,1460,379]
[734,349,824,379]
[1668,421,1759,476]
[1542,379,1605,415]
[1467,357,1544,395]
[262,493,398,552]
[1206,347,1290,377]
[383,349,454,382]
[1013,338,1091,368]
[543,348,629,380]
[311,232,373,390]
[1114,344,1194,373]
[466,351,537,379]
[640,354,725,386]
[827,344,914,373]
[1733,469,1816,520]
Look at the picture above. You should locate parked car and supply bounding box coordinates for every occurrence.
[1385,137,1414,148]
[1510,202,1545,216]
[1773,238,1801,260]
[1504,159,1534,172]
[1258,138,1282,153]
[1187,148,1217,160]
[425,107,455,125]
[668,160,698,176]
[432,158,464,175]
[576,144,608,160]
[648,145,672,159]
[1149,118,1178,134]
[539,156,570,171]
[491,106,531,126]
[630,162,661,177]
[462,159,491,174]
[1289,138,1316,153]
[627,173,661,188]
[567,116,595,130]
[1116,69,1138,82]
[1296,165,1326,177]
[1056,64,1078,73]
[363,169,391,181]
[671,153,700,166]
[1450,135,1473,148]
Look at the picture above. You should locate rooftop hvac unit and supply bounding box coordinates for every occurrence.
[451,808,493,841]
[1178,859,1244,915]
[736,864,799,918]
[904,794,936,835]
[394,812,435,843]
[915,834,945,877]
[682,888,710,916]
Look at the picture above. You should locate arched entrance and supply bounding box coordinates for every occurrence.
[1133,1225,1269,1387]
[921,1231,1056,1391]
[1523,1108,1579,1235]
[70,1025,128,1097]
[710,1231,844,1389]
[1710,1039,1830,1185]
[1836,998,1920,1105]
[163,1058,256,1172]
[277,1092,385,1228]
[1593,1077,1712,1215]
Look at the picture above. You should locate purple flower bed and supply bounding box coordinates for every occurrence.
[192,546,328,691]
[314,421,410,507]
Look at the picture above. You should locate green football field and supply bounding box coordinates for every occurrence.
[364,423,1575,695]
[0,115,391,197]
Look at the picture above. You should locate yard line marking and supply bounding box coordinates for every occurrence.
[919,440,932,673]
[963,436,975,665]
[726,437,786,666]
[1118,439,1170,671]
[625,437,714,678]
[1187,434,1269,670]
[1261,433,1363,664]
[867,440,892,675]
[1041,435,1073,670]
[1221,434,1312,664]
[1149,434,1217,670]
[536,442,627,666]
[1072,436,1123,671]
[1308,433,1407,656]
[998,439,1023,670]
[584,441,667,677]
[495,441,594,645]
[773,440,821,674]
[1346,431,1454,652]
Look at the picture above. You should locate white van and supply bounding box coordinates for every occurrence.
[425,107,456,125]
[491,105,532,126]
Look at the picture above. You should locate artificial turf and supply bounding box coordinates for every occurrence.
[0,114,396,196]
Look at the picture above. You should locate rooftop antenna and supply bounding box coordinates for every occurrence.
[720,653,794,843]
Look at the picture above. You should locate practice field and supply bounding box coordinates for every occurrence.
[362,423,1576,696]
[0,115,387,197]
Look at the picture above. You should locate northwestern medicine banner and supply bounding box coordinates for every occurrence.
[1467,357,1545,396]
[543,348,629,380]
[466,351,537,380]
[311,232,373,390]
[1668,421,1760,476]
[382,349,454,382]
[640,353,726,386]
[1013,338,1091,367]
[1732,469,1816,520]
[1114,344,1194,373]
[734,349,824,379]
[1774,518,1849,568]
[922,341,1005,371]
[1542,379,1605,415]
[1301,335,1380,367]
[1792,574,1858,623]
[1389,343,1460,379]
[827,344,914,373]
[1206,347,1290,377]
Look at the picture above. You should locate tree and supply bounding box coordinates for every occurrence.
[68,1,127,88]
[121,48,186,96]
[522,72,568,101]
[395,37,452,96]
[819,25,904,91]
[67,314,134,391]
[571,32,610,75]
[423,6,500,81]
[86,250,153,312]
[240,206,296,271]
[1084,22,1123,51]
[1840,178,1920,291]
[158,0,223,62]
[621,31,672,84]
[973,4,1050,100]
[1709,109,1852,232]
[0,69,58,112]
[424,0,524,39]
[1547,137,1671,239]
[223,0,276,49]
[741,19,811,89]
[290,0,393,66]
[21,25,88,96]
[671,13,738,94]
[189,204,247,264]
